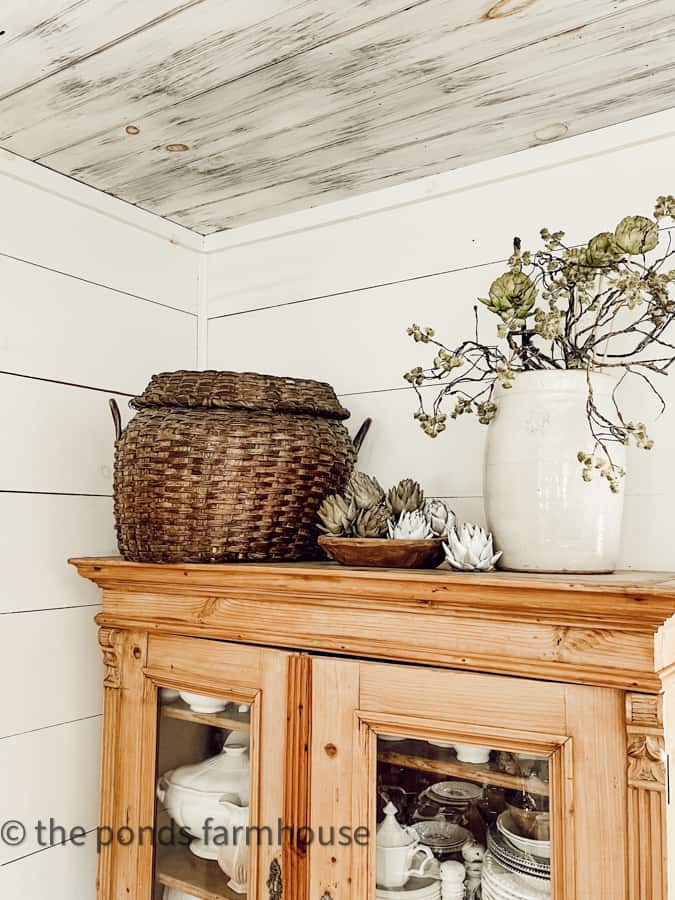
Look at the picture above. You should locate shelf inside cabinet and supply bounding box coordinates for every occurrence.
[378,748,549,797]
[161,699,251,732]
[156,844,242,900]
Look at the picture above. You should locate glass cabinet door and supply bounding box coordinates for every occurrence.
[98,631,291,900]
[375,736,551,900]
[153,690,253,899]
[309,657,627,900]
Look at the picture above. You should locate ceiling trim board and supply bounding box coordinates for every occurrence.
[201,107,675,254]
[0,146,204,252]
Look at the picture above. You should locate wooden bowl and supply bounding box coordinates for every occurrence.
[318,536,445,569]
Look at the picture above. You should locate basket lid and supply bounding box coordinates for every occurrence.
[131,370,351,420]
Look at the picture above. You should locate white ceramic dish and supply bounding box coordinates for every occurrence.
[157,745,250,859]
[452,743,491,764]
[496,812,551,860]
[375,875,441,899]
[425,781,483,804]
[409,820,471,851]
[178,691,229,713]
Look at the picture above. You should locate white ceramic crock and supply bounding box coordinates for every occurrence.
[157,745,250,859]
[484,370,625,573]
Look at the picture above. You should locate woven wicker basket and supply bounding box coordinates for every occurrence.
[110,370,364,563]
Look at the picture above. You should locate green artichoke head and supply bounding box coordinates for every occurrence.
[482,271,537,322]
[586,231,623,267]
[614,215,659,255]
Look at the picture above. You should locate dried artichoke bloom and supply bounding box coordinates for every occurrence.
[353,503,391,538]
[317,494,357,536]
[387,478,425,516]
[586,231,623,267]
[388,509,433,540]
[481,271,537,322]
[614,215,659,255]
[346,471,386,510]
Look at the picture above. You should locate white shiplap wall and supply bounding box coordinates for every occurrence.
[0,151,200,891]
[206,109,675,571]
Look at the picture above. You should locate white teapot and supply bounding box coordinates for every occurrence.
[376,802,435,889]
[216,800,249,894]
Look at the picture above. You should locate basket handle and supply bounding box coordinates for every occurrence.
[109,398,122,442]
[352,417,372,456]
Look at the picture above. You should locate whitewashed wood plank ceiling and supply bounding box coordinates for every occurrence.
[0,0,673,234]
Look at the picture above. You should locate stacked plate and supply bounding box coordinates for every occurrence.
[481,852,551,900]
[376,876,441,899]
[409,820,472,859]
[488,824,551,880]
[425,781,483,806]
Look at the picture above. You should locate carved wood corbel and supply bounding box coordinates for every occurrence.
[98,627,123,689]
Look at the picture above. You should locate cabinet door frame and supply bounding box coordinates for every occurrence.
[310,656,627,900]
[97,627,292,900]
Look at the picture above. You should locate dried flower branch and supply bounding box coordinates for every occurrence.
[405,196,675,489]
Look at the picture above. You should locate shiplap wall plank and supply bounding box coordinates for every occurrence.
[0,1,194,100]
[0,0,430,160]
[40,0,649,205]
[207,117,675,570]
[0,830,98,899]
[0,717,102,864]
[0,150,199,899]
[207,265,497,394]
[207,129,675,316]
[0,495,115,614]
[0,160,198,312]
[0,254,196,392]
[1,605,102,737]
[138,0,674,224]
[0,377,131,495]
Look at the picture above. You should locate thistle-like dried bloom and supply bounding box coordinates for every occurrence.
[443,524,502,572]
[346,471,385,510]
[388,509,433,540]
[318,494,356,536]
[387,478,425,516]
[353,503,391,538]
[423,498,456,538]
[614,215,659,255]
[481,271,537,322]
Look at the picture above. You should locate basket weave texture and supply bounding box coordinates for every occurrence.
[113,371,356,562]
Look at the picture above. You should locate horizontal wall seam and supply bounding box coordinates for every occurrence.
[207,255,508,320]
[0,826,98,867]
[0,369,135,397]
[0,248,198,316]
[0,602,101,617]
[0,713,102,744]
[0,489,112,498]
[208,222,675,320]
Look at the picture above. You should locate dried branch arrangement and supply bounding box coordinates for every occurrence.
[405,196,675,490]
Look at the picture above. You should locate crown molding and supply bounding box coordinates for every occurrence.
[0,147,205,253]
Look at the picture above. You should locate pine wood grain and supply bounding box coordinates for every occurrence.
[156,844,240,900]
[72,558,675,692]
[75,558,675,898]
[161,698,251,733]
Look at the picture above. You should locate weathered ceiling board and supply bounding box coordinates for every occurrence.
[0,0,196,100]
[38,0,641,197]
[142,2,675,226]
[0,0,427,155]
[0,0,672,234]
